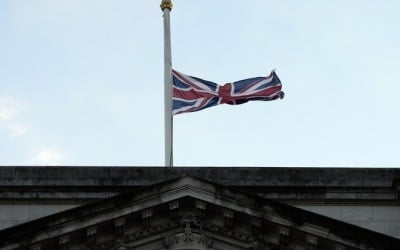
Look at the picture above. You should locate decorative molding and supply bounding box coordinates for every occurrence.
[114,217,126,236]
[334,244,346,250]
[305,234,318,245]
[141,209,152,218]
[169,201,180,210]
[86,226,97,247]
[165,231,212,250]
[203,221,252,244]
[165,215,212,250]
[142,209,152,228]
[279,226,290,246]
[195,200,206,210]
[97,238,133,250]
[30,244,41,250]
[223,209,234,218]
[95,220,179,249]
[114,217,126,227]
[1,176,397,250]
[223,209,234,227]
[86,226,97,236]
[251,218,262,228]
[59,235,69,245]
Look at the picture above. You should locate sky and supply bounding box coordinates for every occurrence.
[1,0,399,167]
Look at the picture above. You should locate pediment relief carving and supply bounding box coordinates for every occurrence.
[95,221,179,250]
[94,213,214,250]
[165,214,212,250]
[2,176,397,250]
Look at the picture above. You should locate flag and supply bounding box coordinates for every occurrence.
[172,69,284,115]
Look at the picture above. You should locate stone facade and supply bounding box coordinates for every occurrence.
[0,167,399,249]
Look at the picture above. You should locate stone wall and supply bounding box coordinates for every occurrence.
[296,205,400,238]
[0,167,399,238]
[0,204,77,230]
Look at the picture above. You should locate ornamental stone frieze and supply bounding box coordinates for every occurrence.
[1,175,399,250]
[165,214,212,250]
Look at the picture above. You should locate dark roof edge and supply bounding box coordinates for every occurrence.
[0,175,399,249]
[0,166,399,187]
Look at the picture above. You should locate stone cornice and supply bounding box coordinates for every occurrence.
[0,167,399,187]
[0,167,399,204]
[1,176,399,250]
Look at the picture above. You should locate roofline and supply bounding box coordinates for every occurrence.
[1,175,399,249]
[0,166,399,187]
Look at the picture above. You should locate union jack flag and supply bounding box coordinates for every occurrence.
[172,69,284,115]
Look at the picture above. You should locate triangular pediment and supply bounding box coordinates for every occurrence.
[0,176,398,250]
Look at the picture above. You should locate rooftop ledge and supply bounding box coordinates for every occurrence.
[0,166,398,187]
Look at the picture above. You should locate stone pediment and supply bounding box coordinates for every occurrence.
[0,176,399,250]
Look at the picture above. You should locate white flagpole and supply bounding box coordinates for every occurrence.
[161,0,173,167]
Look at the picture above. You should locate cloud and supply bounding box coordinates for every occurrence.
[33,148,65,165]
[0,96,29,136]
[6,123,28,136]
[0,97,18,121]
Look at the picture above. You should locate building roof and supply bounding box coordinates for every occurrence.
[1,175,399,250]
[1,167,399,204]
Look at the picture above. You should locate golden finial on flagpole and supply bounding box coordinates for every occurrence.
[160,0,173,11]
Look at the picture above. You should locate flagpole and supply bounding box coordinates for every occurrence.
[161,0,173,167]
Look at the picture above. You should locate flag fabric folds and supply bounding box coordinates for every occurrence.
[172,69,284,115]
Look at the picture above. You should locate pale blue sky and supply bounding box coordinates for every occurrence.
[1,0,399,167]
